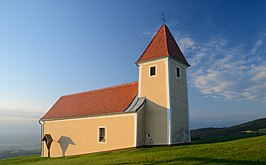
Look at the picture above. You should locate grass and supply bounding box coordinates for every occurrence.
[1,135,265,165]
[258,128,266,134]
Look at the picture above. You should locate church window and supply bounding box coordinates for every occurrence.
[146,132,151,138]
[98,127,106,143]
[149,66,156,77]
[176,66,181,78]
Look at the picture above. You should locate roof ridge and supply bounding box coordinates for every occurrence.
[62,81,138,98]
[164,25,170,57]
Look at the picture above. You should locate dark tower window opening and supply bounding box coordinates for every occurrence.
[176,66,181,78]
[99,127,106,142]
[150,66,156,77]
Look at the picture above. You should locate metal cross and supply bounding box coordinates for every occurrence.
[161,10,166,24]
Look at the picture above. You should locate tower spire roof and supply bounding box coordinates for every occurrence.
[136,24,190,66]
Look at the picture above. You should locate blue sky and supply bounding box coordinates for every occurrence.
[0,0,265,135]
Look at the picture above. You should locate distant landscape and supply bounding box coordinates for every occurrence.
[191,118,266,141]
[0,133,40,159]
[0,118,265,163]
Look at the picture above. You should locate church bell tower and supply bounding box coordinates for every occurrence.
[136,24,190,145]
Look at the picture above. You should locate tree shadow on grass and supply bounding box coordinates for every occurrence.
[191,133,265,145]
[167,157,266,165]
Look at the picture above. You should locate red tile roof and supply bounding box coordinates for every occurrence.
[136,24,190,66]
[41,82,138,120]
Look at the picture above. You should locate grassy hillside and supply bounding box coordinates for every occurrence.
[1,135,265,165]
[191,118,266,141]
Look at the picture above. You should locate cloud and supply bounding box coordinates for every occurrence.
[178,37,195,51]
[191,69,237,99]
[173,31,266,101]
[0,109,43,121]
[251,65,266,81]
[241,83,266,101]
[251,39,263,55]
[173,31,196,53]
[141,31,154,37]
[140,28,158,39]
[142,27,266,101]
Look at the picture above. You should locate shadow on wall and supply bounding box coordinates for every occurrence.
[58,136,75,157]
[145,100,190,145]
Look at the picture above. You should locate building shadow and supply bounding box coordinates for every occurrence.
[58,136,75,157]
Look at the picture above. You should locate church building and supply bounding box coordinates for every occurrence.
[40,24,190,157]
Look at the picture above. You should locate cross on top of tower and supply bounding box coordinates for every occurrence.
[161,10,166,24]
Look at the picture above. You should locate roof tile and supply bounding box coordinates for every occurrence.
[41,82,138,120]
[136,24,190,66]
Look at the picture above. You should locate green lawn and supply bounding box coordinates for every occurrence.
[1,135,265,165]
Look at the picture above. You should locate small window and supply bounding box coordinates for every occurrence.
[176,66,181,78]
[150,66,156,77]
[99,127,106,143]
[146,132,151,138]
